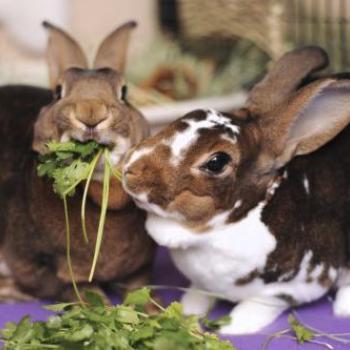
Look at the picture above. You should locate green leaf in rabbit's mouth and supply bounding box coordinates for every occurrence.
[37,140,122,303]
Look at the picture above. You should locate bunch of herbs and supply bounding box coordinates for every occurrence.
[0,288,234,350]
[37,140,121,302]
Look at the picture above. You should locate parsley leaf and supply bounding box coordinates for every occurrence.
[37,140,103,198]
[288,314,314,344]
[0,288,235,350]
[203,315,232,331]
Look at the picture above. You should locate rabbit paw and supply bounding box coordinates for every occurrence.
[219,297,287,335]
[181,288,215,317]
[334,286,350,316]
[0,276,34,302]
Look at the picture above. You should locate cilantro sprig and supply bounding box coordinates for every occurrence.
[37,140,102,197]
[288,315,314,344]
[37,140,121,303]
[0,288,235,350]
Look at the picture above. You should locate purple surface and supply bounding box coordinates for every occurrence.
[1,247,350,349]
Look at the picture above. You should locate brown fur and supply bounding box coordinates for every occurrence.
[0,21,155,301]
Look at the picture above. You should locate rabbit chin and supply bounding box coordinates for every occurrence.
[131,192,184,222]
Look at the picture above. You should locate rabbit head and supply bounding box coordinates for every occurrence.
[32,21,148,171]
[123,47,350,229]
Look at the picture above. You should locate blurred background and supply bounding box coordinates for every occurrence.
[0,0,349,125]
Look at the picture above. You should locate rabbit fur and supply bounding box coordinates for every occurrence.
[123,46,350,334]
[0,21,155,301]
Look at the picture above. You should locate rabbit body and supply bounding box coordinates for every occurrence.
[0,21,155,301]
[0,84,154,300]
[144,113,348,334]
[123,47,350,334]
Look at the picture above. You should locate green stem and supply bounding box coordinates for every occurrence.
[63,196,84,305]
[105,151,122,182]
[88,149,111,282]
[81,149,103,243]
[63,179,84,198]
[150,298,166,312]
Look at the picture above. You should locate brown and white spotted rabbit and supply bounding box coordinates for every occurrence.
[123,46,350,334]
[0,21,155,301]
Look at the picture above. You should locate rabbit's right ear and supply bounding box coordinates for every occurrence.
[43,21,88,90]
[261,79,350,169]
[247,46,329,115]
[93,21,137,72]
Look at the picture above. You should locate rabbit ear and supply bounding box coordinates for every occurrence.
[247,46,329,115]
[43,21,88,90]
[93,20,137,72]
[265,79,350,168]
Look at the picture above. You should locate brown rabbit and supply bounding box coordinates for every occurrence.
[123,46,350,334]
[0,21,155,301]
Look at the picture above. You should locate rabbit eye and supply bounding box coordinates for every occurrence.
[202,152,231,174]
[120,85,128,101]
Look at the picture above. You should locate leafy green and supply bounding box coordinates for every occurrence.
[288,314,314,344]
[37,140,122,302]
[125,287,151,307]
[37,140,102,198]
[202,315,232,331]
[0,288,235,350]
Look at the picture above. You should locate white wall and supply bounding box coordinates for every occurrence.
[0,0,158,85]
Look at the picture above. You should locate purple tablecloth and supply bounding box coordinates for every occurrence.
[1,247,350,349]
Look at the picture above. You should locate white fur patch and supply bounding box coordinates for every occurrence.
[302,174,310,195]
[93,137,130,182]
[0,260,11,277]
[267,178,282,198]
[166,109,240,166]
[334,285,350,316]
[181,287,215,317]
[233,200,242,210]
[146,203,336,334]
[134,193,184,221]
[60,132,71,143]
[108,137,130,166]
[219,296,287,335]
[206,210,232,228]
[336,267,350,287]
[146,203,276,298]
[124,146,154,171]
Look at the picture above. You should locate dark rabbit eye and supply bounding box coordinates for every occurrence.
[202,152,231,174]
[54,85,62,100]
[120,85,128,101]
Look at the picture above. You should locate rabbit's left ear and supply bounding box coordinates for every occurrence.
[265,79,350,168]
[247,46,329,115]
[43,21,88,90]
[93,21,137,72]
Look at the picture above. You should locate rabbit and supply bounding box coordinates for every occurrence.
[122,46,350,334]
[0,21,155,301]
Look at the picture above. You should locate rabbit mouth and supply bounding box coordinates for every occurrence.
[61,132,130,179]
[61,127,118,147]
[124,188,184,221]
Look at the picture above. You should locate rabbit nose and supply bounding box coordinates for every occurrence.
[79,117,107,128]
[124,168,138,182]
[123,165,145,190]
[75,101,108,129]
